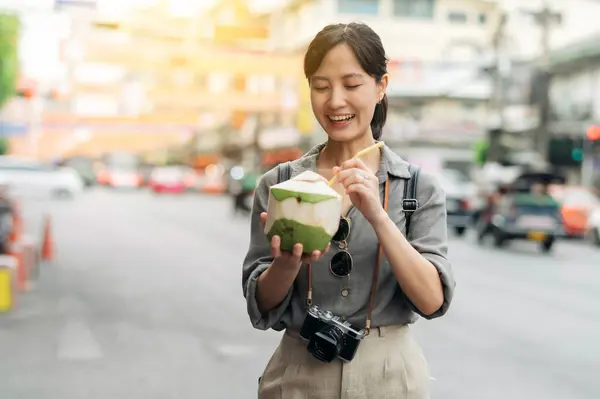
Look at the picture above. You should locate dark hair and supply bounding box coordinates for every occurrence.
[304,22,389,140]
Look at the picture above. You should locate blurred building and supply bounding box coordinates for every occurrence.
[484,0,600,176]
[62,1,301,170]
[7,0,304,174]
[498,0,600,62]
[540,35,600,187]
[266,0,503,172]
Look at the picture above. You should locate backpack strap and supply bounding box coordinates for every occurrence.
[277,161,292,183]
[402,164,421,236]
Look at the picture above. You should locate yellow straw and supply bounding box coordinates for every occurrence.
[327,141,384,186]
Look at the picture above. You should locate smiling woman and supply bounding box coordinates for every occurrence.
[243,22,454,399]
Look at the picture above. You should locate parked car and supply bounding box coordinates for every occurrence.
[149,166,198,194]
[548,185,600,239]
[104,167,143,189]
[61,156,97,187]
[478,172,565,253]
[588,208,600,247]
[436,171,474,236]
[0,156,84,199]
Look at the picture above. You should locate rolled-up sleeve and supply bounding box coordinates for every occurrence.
[405,171,456,320]
[241,167,293,331]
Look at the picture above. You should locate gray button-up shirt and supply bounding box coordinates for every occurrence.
[242,143,456,332]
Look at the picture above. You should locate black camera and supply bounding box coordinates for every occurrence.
[299,305,367,363]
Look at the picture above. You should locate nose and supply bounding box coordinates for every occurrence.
[329,86,346,109]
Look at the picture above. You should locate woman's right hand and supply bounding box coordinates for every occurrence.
[260,212,330,267]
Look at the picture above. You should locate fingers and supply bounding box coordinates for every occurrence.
[336,169,376,190]
[346,181,371,195]
[291,243,304,262]
[332,158,374,185]
[342,172,368,187]
[302,242,331,263]
[341,157,370,173]
[302,250,321,264]
[271,236,331,265]
[272,236,304,263]
[270,235,281,258]
[260,212,267,224]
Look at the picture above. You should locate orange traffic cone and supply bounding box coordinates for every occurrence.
[42,216,54,262]
[9,200,23,244]
[8,243,27,292]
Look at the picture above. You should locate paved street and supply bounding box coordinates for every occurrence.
[1,188,599,399]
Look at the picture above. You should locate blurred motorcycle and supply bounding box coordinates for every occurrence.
[230,171,258,217]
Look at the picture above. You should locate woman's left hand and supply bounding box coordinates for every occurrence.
[333,158,385,224]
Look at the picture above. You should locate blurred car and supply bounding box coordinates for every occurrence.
[436,171,473,236]
[439,169,483,224]
[61,156,97,187]
[103,167,143,189]
[149,166,197,194]
[549,186,600,238]
[0,156,84,199]
[199,163,227,194]
[138,163,156,186]
[477,172,565,253]
[590,208,600,247]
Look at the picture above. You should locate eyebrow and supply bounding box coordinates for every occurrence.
[311,73,365,82]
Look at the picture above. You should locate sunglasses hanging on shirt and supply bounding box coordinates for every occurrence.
[330,216,353,278]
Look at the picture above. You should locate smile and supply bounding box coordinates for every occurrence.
[328,114,355,122]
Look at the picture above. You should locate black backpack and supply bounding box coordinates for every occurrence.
[277,162,420,235]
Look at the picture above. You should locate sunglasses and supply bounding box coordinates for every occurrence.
[330,217,353,278]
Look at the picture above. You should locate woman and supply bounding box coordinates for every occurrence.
[242,22,455,399]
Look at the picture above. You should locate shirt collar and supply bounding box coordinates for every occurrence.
[289,141,411,183]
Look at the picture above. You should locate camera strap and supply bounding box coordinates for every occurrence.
[305,177,390,336]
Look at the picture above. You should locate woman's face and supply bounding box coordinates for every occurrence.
[309,43,388,143]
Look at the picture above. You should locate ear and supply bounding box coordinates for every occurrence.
[377,73,389,101]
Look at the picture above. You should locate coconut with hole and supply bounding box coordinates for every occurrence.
[264,171,342,253]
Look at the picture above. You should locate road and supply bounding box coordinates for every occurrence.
[1,188,599,399]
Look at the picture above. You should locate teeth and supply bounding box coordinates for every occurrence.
[329,115,355,122]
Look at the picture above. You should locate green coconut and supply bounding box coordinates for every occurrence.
[264,170,342,253]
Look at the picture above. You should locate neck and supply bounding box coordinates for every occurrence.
[320,133,379,168]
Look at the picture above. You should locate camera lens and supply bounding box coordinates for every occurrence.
[308,325,345,363]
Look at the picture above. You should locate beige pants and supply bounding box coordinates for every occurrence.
[258,324,431,399]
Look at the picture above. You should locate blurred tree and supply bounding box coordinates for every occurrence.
[473,139,489,167]
[0,137,8,155]
[0,13,20,110]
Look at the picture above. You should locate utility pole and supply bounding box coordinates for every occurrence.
[522,0,562,163]
[487,12,508,163]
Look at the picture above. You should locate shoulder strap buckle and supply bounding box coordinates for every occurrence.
[402,198,419,213]
[403,164,421,235]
